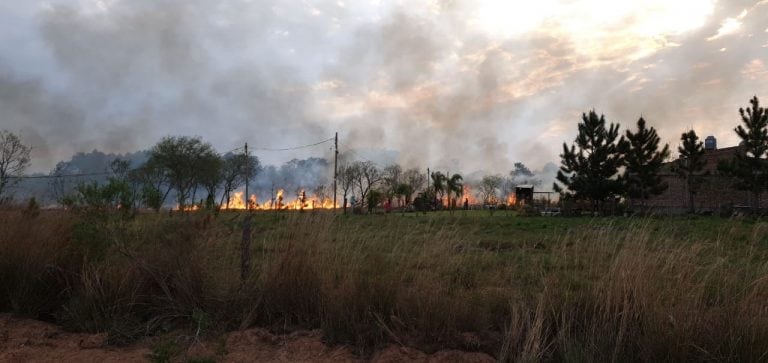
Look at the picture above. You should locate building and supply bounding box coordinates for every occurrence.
[635,136,767,213]
[515,185,534,205]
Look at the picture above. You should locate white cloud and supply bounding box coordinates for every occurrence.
[707,9,749,41]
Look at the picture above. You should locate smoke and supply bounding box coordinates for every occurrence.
[1,0,766,181]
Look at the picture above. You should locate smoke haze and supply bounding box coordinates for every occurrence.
[1,0,767,176]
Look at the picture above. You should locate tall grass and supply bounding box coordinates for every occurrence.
[1,209,767,361]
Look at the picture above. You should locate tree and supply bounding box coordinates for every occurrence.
[67,179,133,213]
[721,96,768,211]
[197,152,223,210]
[554,110,625,211]
[366,189,383,214]
[403,168,426,205]
[0,130,31,202]
[430,171,447,208]
[354,161,381,210]
[141,184,163,211]
[129,158,168,211]
[675,130,706,214]
[511,162,534,181]
[480,174,502,206]
[337,163,359,214]
[383,164,403,206]
[446,173,463,210]
[109,158,131,181]
[148,136,218,210]
[621,117,670,207]
[219,153,260,208]
[393,183,413,208]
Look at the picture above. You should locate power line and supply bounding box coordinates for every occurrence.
[339,145,381,166]
[220,146,244,155]
[8,171,114,180]
[250,137,335,151]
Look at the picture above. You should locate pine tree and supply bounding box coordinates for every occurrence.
[554,110,624,211]
[622,117,670,207]
[724,96,768,211]
[676,130,706,214]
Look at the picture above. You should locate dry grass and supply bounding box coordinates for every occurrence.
[1,209,767,361]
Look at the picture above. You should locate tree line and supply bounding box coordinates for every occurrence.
[2,95,763,214]
[554,95,768,214]
[65,136,260,211]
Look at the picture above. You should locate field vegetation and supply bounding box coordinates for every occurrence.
[2,207,767,361]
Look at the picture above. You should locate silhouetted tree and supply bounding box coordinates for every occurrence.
[0,130,31,202]
[676,130,706,214]
[148,136,218,210]
[720,96,768,212]
[403,168,426,204]
[480,174,502,206]
[354,161,381,209]
[109,158,131,181]
[512,162,534,179]
[220,153,260,208]
[621,117,670,207]
[394,183,413,208]
[383,164,403,206]
[129,158,167,211]
[554,110,624,211]
[197,152,223,210]
[366,189,383,214]
[446,173,463,210]
[430,171,447,208]
[337,162,358,214]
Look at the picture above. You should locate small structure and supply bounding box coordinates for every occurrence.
[704,135,717,151]
[515,185,534,205]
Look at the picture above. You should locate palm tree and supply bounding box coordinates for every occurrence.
[446,173,463,211]
[431,171,446,209]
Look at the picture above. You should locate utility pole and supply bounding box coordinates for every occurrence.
[241,142,252,283]
[333,132,338,212]
[244,142,249,210]
[427,167,431,207]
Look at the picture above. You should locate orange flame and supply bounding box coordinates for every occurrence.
[173,204,200,211]
[462,185,478,205]
[222,188,339,211]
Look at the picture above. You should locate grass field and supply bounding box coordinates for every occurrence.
[2,208,767,361]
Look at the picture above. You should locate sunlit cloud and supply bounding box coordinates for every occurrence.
[470,0,557,37]
[471,0,715,64]
[707,9,748,41]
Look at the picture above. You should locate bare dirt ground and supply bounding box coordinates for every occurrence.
[0,315,495,362]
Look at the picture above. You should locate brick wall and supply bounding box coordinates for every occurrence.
[632,146,767,212]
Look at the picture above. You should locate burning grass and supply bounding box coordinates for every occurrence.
[1,209,767,361]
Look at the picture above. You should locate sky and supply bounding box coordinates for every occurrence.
[1,0,767,174]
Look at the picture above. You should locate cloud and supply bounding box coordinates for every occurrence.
[0,0,766,182]
[707,9,748,41]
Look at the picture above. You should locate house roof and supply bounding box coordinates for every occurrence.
[659,146,740,175]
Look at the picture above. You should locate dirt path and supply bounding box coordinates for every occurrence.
[0,315,495,362]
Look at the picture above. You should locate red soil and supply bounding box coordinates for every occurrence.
[0,315,495,362]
